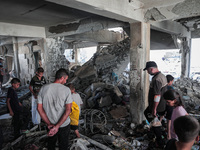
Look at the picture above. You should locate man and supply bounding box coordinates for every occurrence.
[29,67,46,125]
[37,68,72,150]
[143,61,168,147]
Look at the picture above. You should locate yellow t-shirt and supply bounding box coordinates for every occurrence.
[69,101,80,126]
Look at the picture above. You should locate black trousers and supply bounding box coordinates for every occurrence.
[144,106,164,147]
[48,124,70,150]
[13,107,30,138]
[0,126,3,150]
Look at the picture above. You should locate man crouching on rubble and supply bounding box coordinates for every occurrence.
[143,61,168,148]
[37,69,72,150]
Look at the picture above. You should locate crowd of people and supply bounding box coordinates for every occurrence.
[143,61,200,149]
[0,60,199,150]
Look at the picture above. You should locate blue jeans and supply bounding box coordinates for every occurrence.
[48,124,70,150]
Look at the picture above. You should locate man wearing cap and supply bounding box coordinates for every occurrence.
[143,61,168,147]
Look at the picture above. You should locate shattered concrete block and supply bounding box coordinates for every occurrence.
[75,65,97,80]
[114,86,123,97]
[98,95,112,107]
[109,106,128,119]
[0,113,12,126]
[91,82,106,92]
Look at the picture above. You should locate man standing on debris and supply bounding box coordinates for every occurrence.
[37,68,72,150]
[143,61,168,147]
[29,67,46,125]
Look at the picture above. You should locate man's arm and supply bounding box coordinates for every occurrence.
[29,85,37,99]
[152,95,160,116]
[48,103,72,136]
[167,119,171,139]
[6,98,14,116]
[37,103,52,128]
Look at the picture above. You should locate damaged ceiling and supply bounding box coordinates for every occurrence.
[1,0,200,48]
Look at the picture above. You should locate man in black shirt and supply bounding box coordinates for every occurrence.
[143,61,168,148]
[29,67,46,125]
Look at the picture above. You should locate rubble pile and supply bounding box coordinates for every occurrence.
[69,38,130,92]
[174,78,200,112]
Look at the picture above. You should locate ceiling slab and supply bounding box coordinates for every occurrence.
[46,0,144,23]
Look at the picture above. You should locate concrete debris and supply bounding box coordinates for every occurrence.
[80,109,107,134]
[109,106,128,119]
[68,38,130,92]
[174,78,200,112]
[144,8,166,22]
[172,0,200,17]
[70,138,90,150]
[80,134,112,150]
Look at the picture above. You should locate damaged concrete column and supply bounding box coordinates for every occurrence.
[181,37,190,78]
[129,22,150,124]
[12,37,20,78]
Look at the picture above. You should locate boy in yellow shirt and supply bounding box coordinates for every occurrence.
[68,84,81,138]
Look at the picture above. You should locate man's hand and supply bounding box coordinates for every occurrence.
[9,111,14,116]
[167,133,171,140]
[47,124,54,130]
[34,94,37,99]
[152,109,157,117]
[48,126,59,136]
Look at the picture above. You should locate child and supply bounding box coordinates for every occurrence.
[166,75,174,90]
[29,67,46,125]
[6,78,29,138]
[163,89,188,140]
[165,74,175,139]
[165,115,199,150]
[68,84,83,138]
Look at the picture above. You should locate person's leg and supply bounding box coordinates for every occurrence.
[58,124,70,150]
[31,96,40,125]
[75,129,80,138]
[0,126,3,149]
[21,107,30,131]
[47,134,57,150]
[13,114,21,138]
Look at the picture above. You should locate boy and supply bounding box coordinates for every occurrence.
[165,115,199,150]
[166,74,174,90]
[29,67,46,125]
[7,78,29,138]
[165,74,175,139]
[68,83,83,138]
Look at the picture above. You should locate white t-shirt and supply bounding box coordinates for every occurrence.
[71,93,83,114]
[38,83,72,127]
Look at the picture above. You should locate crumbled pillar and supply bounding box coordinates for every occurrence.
[129,22,150,124]
[12,37,20,78]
